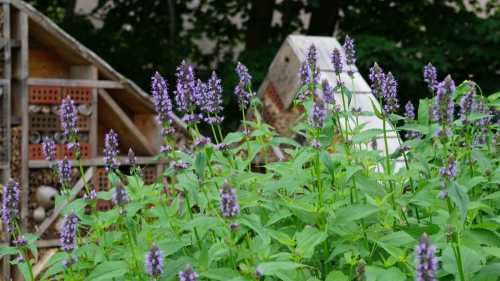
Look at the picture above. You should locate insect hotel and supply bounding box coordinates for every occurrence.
[0,1,186,278]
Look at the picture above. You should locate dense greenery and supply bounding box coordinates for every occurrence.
[1,41,499,280]
[27,0,500,131]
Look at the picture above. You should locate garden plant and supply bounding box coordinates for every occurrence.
[1,36,499,281]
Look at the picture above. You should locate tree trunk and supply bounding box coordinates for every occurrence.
[307,0,341,36]
[245,0,276,51]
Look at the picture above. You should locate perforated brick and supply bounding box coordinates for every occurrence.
[56,143,90,160]
[28,86,62,104]
[142,166,157,184]
[62,87,92,104]
[28,144,45,160]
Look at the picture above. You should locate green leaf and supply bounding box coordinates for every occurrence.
[418,99,430,125]
[448,183,470,224]
[200,268,241,280]
[334,204,378,224]
[369,98,384,119]
[84,261,128,281]
[352,129,384,144]
[295,226,328,259]
[325,270,348,281]
[239,214,271,245]
[194,152,206,179]
[257,261,304,275]
[223,132,245,144]
[442,246,482,278]
[0,246,18,258]
[18,262,34,281]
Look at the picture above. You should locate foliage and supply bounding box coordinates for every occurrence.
[1,41,499,281]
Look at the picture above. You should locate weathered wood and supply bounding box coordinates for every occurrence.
[36,167,94,237]
[98,89,157,155]
[27,78,123,89]
[28,156,158,168]
[33,248,57,278]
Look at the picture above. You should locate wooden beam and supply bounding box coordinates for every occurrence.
[29,156,158,168]
[33,248,57,279]
[36,167,94,237]
[28,78,123,89]
[98,89,157,155]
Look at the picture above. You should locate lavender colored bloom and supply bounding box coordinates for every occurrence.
[459,89,474,123]
[472,96,492,127]
[175,61,197,113]
[201,71,223,114]
[145,245,164,277]
[60,97,78,137]
[321,80,335,104]
[160,144,172,154]
[310,139,321,149]
[151,72,174,126]
[83,189,97,201]
[128,148,136,166]
[172,161,190,170]
[330,48,343,74]
[297,45,320,101]
[193,136,211,148]
[1,180,20,234]
[309,101,326,129]
[438,190,448,199]
[383,72,399,114]
[439,156,457,180]
[13,235,27,247]
[59,213,79,252]
[255,266,264,278]
[343,35,356,66]
[415,233,438,281]
[405,101,416,120]
[234,62,254,107]
[104,130,119,172]
[62,256,78,268]
[58,158,72,185]
[181,113,202,124]
[42,137,56,162]
[204,115,224,125]
[219,181,240,218]
[369,63,386,99]
[423,63,438,92]
[178,265,198,281]
[214,143,229,151]
[229,222,240,231]
[432,76,455,125]
[112,184,129,206]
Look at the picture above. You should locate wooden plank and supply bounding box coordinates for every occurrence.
[98,89,157,155]
[36,167,94,237]
[29,156,158,168]
[33,248,57,278]
[28,78,123,89]
[28,48,70,78]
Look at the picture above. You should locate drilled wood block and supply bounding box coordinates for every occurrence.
[62,87,92,104]
[29,114,59,132]
[28,86,61,104]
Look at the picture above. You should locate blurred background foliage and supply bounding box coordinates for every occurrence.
[28,0,500,129]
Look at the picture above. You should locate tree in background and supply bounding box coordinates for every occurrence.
[28,0,500,130]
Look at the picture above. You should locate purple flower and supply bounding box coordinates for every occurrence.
[229,222,240,231]
[128,148,136,166]
[369,63,386,99]
[234,62,254,108]
[204,116,224,125]
[321,80,335,104]
[200,72,223,114]
[220,181,240,218]
[405,101,416,120]
[383,72,399,114]
[193,136,211,148]
[423,63,438,92]
[59,213,79,252]
[104,130,119,172]
[172,161,190,170]
[13,235,27,247]
[1,179,20,235]
[178,265,198,281]
[175,60,197,113]
[472,96,492,127]
[62,256,78,268]
[214,143,229,151]
[298,45,320,101]
[160,144,172,154]
[42,137,56,162]
[343,35,356,66]
[60,97,78,137]
[459,89,475,123]
[151,72,174,127]
[310,139,321,149]
[309,101,326,129]
[432,76,455,125]
[330,48,343,74]
[415,233,438,281]
[58,157,72,185]
[83,189,97,201]
[145,245,164,277]
[181,113,203,125]
[255,266,264,279]
[112,184,129,206]
[439,156,457,180]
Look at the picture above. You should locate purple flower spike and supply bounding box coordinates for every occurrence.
[405,101,416,120]
[104,130,119,172]
[297,45,320,102]
[60,213,79,252]
[112,183,129,206]
[151,72,173,127]
[175,60,197,113]
[330,48,343,75]
[343,35,356,66]
[1,179,20,235]
[200,71,223,115]
[321,80,335,104]
[58,157,72,185]
[459,89,475,123]
[369,63,386,99]
[423,63,438,92]
[439,156,457,180]
[383,72,399,114]
[234,62,254,108]
[415,233,438,281]
[309,101,326,129]
[60,97,78,137]
[178,265,198,281]
[145,245,164,277]
[432,76,455,125]
[220,181,240,218]
[255,266,264,279]
[42,137,56,162]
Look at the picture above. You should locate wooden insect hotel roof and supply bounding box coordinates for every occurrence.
[0,1,187,278]
[257,35,401,154]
